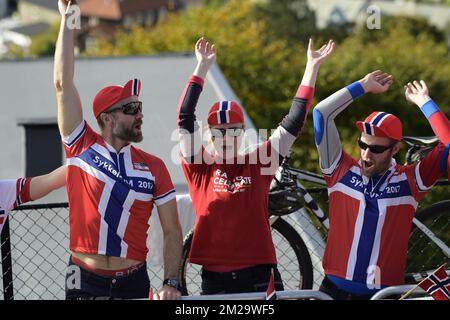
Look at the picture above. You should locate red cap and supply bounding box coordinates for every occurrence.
[207,101,244,125]
[356,112,403,141]
[93,79,141,118]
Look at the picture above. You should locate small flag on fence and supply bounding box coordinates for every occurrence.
[418,265,450,300]
[265,269,277,300]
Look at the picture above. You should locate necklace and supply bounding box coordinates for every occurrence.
[368,170,390,195]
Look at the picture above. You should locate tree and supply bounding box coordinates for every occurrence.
[251,0,316,45]
[85,1,450,188]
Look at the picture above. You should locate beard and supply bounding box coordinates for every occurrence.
[361,153,393,178]
[112,119,143,143]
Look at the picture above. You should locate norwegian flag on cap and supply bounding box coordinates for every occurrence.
[356,111,403,141]
[93,78,141,118]
[207,101,244,125]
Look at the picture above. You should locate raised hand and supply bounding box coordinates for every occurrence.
[193,37,216,79]
[307,39,335,66]
[58,0,77,16]
[404,80,431,107]
[195,37,216,68]
[359,70,394,94]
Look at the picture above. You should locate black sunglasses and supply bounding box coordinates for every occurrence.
[210,127,243,137]
[106,101,142,115]
[357,138,396,154]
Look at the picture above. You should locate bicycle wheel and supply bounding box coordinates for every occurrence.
[178,217,314,296]
[406,200,450,279]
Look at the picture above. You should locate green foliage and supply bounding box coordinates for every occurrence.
[29,22,60,57]
[86,0,449,204]
[3,22,60,59]
[313,16,450,171]
[252,0,316,45]
[4,43,26,59]
[85,0,308,132]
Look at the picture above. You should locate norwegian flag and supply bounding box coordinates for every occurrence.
[418,265,450,300]
[265,269,277,300]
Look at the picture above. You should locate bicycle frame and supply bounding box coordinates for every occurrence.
[286,167,329,230]
[412,217,450,258]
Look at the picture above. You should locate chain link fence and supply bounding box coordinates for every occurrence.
[1,200,448,299]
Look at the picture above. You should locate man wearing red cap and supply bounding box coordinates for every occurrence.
[176,37,334,294]
[53,0,182,300]
[313,71,449,300]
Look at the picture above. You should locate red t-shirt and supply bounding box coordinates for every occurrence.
[182,142,278,266]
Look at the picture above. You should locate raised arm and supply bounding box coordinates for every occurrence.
[405,80,450,181]
[177,38,216,163]
[404,80,450,144]
[270,39,335,158]
[29,166,66,201]
[313,70,393,171]
[54,0,83,138]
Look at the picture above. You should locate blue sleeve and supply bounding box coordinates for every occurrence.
[420,100,440,119]
[346,81,365,100]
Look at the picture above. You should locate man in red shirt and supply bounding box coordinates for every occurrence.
[177,37,334,294]
[54,0,182,300]
[313,72,449,300]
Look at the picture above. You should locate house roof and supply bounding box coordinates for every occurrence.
[21,0,58,11]
[80,0,168,20]
[9,22,49,36]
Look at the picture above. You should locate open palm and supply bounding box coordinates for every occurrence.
[360,70,394,94]
[195,37,216,67]
[307,39,335,65]
[404,80,430,107]
[58,0,76,15]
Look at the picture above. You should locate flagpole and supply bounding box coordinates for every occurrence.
[398,283,422,300]
[399,263,447,300]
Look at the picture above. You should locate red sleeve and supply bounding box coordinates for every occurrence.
[428,111,450,181]
[153,158,176,207]
[428,111,450,144]
[413,142,447,191]
[62,120,99,158]
[419,100,450,181]
[295,85,315,112]
[15,177,32,206]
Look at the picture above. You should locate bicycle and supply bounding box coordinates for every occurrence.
[178,136,449,295]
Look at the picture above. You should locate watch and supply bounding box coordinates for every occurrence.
[163,278,181,291]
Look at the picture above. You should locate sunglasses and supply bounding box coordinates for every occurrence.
[210,127,243,138]
[357,138,396,154]
[106,101,142,115]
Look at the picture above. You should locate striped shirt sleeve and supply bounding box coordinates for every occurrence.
[62,120,99,158]
[153,158,176,207]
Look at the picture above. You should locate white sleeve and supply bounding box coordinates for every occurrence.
[314,88,353,170]
[0,179,18,234]
[269,126,296,158]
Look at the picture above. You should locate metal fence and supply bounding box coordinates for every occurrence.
[1,202,448,299]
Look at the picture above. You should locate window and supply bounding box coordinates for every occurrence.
[18,120,62,177]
